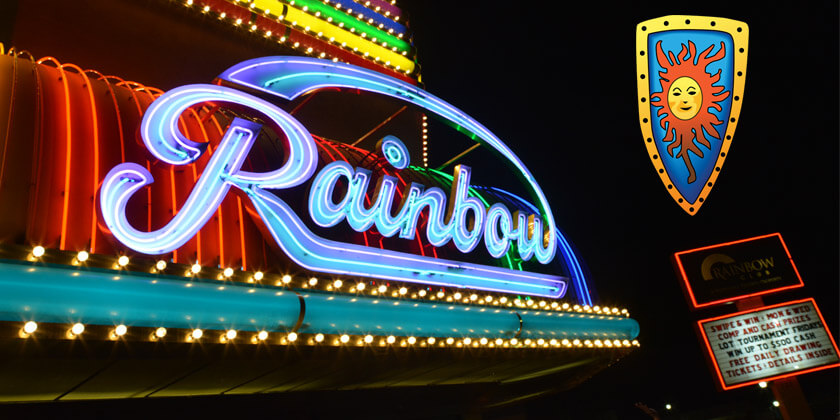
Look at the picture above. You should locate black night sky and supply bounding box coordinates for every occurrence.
[399,0,838,418]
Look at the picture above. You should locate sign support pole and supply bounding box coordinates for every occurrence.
[770,377,814,420]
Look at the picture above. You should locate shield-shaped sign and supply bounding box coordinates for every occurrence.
[636,16,748,215]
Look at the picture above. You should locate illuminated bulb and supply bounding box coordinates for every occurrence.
[156,260,167,271]
[340,334,350,343]
[407,336,416,345]
[308,277,318,286]
[114,324,127,337]
[191,329,203,340]
[500,297,508,304]
[333,279,343,289]
[235,18,242,25]
[427,337,436,345]
[453,292,462,300]
[255,330,268,341]
[524,339,532,346]
[562,339,571,346]
[510,338,518,345]
[537,338,545,346]
[573,339,581,346]
[485,296,493,302]
[418,290,427,297]
[23,321,38,335]
[190,263,201,274]
[155,327,167,338]
[758,381,768,389]
[253,271,264,281]
[32,246,45,258]
[772,401,780,408]
[315,333,324,342]
[203,5,209,12]
[436,291,445,298]
[356,282,366,291]
[282,274,292,284]
[220,12,226,18]
[386,335,395,344]
[287,332,298,342]
[479,338,488,345]
[495,338,503,346]
[399,287,407,295]
[223,267,234,278]
[76,250,89,263]
[364,335,374,343]
[538,301,546,307]
[665,404,672,410]
[470,294,478,301]
[71,323,85,336]
[378,285,387,293]
[224,329,237,341]
[445,337,454,345]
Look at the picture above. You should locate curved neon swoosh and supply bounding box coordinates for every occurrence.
[217,57,558,264]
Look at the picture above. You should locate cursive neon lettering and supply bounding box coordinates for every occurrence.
[100,59,571,297]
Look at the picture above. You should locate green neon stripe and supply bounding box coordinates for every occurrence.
[288,0,411,53]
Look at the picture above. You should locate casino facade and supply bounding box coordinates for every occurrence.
[0,0,639,410]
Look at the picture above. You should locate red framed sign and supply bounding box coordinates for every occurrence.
[697,298,839,390]
[673,233,803,308]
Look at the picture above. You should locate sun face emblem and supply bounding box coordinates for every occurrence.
[636,16,748,215]
[651,40,729,184]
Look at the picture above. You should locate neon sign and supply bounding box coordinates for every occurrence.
[636,16,748,215]
[101,57,569,297]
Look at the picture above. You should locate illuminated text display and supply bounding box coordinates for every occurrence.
[698,298,839,389]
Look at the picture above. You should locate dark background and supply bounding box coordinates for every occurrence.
[398,0,838,418]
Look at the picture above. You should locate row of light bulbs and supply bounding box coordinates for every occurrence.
[27,245,631,317]
[345,0,400,22]
[312,0,406,37]
[18,321,640,349]
[183,0,415,75]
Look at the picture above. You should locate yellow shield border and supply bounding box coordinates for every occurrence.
[636,16,748,215]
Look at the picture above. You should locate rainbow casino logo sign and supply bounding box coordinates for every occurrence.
[636,16,748,215]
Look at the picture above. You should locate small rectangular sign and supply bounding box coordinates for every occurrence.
[698,298,839,390]
[673,233,803,308]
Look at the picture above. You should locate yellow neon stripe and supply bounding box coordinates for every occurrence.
[251,0,414,73]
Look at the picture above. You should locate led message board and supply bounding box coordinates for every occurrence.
[636,16,748,215]
[673,233,803,308]
[99,57,571,298]
[698,298,839,390]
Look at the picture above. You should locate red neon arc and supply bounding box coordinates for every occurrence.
[0,53,267,270]
[673,232,804,308]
